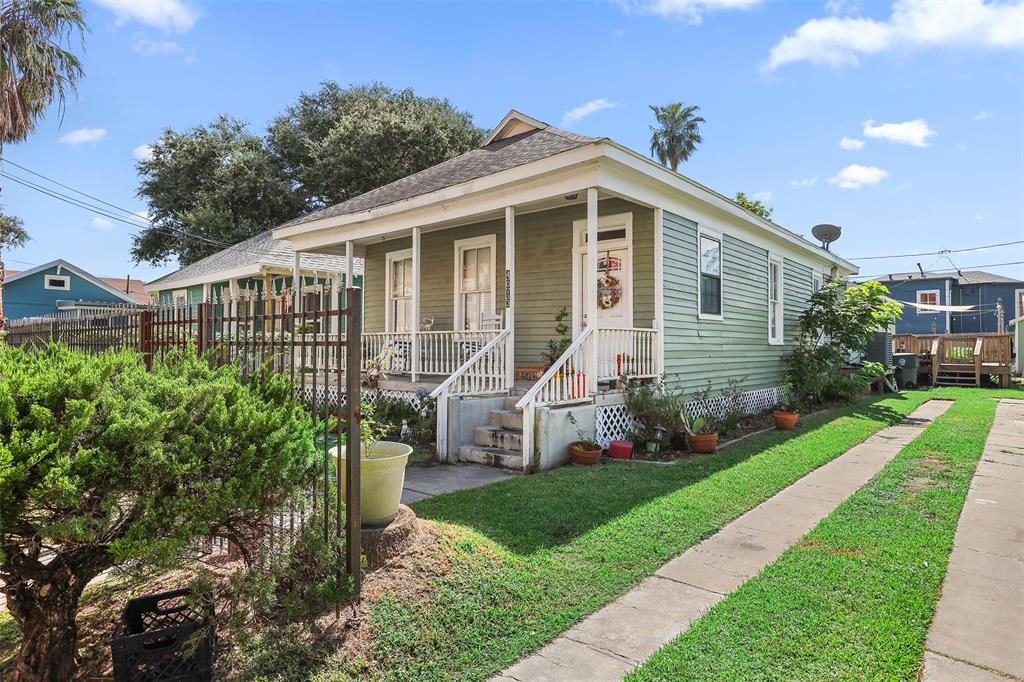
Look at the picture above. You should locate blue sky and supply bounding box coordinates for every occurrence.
[3,0,1023,284]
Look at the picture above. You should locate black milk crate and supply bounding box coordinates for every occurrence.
[111,588,215,682]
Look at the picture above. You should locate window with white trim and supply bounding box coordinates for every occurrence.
[454,236,495,330]
[1015,289,1024,318]
[698,231,722,317]
[44,275,70,291]
[916,289,939,314]
[386,250,414,333]
[768,255,784,344]
[812,272,823,294]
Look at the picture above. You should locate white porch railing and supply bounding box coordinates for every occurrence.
[430,328,513,460]
[514,326,596,473]
[361,330,501,377]
[596,327,659,380]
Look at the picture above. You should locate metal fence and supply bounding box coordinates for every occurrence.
[5,287,365,597]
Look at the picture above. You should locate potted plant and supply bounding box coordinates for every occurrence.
[363,347,396,388]
[566,413,602,465]
[541,307,571,369]
[331,404,413,527]
[772,380,800,430]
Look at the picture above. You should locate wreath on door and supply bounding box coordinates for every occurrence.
[597,274,622,310]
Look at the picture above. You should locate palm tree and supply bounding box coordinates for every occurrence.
[0,0,86,331]
[649,102,705,172]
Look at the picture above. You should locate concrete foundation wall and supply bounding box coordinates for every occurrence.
[535,403,597,471]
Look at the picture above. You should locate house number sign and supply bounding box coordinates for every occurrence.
[505,269,511,308]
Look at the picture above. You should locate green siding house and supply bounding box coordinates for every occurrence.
[268,110,858,472]
[145,229,363,312]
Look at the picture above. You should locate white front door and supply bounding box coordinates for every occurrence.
[571,211,634,336]
[578,244,632,330]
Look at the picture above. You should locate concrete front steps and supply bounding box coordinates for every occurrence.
[458,397,524,470]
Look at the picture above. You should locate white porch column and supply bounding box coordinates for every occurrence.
[345,240,355,289]
[411,226,421,382]
[654,207,665,377]
[330,272,341,334]
[228,278,239,339]
[292,251,302,313]
[586,187,599,396]
[344,240,355,337]
[505,206,515,389]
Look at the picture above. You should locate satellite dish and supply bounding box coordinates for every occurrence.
[812,224,842,251]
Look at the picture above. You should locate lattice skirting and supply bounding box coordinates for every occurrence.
[595,386,783,447]
[295,385,424,412]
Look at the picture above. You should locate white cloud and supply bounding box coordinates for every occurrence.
[59,127,107,145]
[839,136,865,150]
[765,0,1024,70]
[827,164,889,189]
[133,144,154,162]
[863,118,936,147]
[791,176,819,187]
[973,110,994,121]
[618,0,763,24]
[975,213,985,221]
[94,0,198,32]
[90,216,114,231]
[752,190,774,202]
[131,36,184,56]
[562,98,619,126]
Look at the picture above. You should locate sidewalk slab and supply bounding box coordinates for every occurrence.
[923,399,1024,682]
[496,400,952,681]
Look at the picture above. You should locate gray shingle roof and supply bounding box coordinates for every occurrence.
[278,125,602,229]
[873,270,1023,286]
[147,230,360,288]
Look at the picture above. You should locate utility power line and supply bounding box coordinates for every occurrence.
[851,260,1024,280]
[2,158,147,221]
[847,240,1024,261]
[1,169,230,249]
[3,160,231,248]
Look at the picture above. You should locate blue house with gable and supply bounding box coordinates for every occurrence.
[875,270,1024,334]
[2,259,147,321]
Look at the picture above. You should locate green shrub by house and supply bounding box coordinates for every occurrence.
[0,344,318,681]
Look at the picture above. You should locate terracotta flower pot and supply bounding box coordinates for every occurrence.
[686,432,718,454]
[773,410,799,430]
[568,440,603,466]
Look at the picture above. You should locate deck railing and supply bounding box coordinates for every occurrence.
[513,326,596,472]
[360,330,502,377]
[430,328,513,460]
[597,327,659,380]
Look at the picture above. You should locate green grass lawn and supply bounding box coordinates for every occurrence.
[275,391,944,681]
[8,388,1013,680]
[628,392,999,682]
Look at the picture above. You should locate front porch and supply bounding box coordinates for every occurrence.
[292,189,665,472]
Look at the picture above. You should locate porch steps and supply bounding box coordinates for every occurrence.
[458,398,524,471]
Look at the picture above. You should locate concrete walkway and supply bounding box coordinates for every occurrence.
[922,398,1024,682]
[401,463,516,503]
[497,399,953,682]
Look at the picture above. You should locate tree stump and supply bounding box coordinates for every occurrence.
[361,505,418,570]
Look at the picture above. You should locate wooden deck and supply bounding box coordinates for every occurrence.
[893,333,1014,388]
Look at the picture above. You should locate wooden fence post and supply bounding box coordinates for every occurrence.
[139,310,154,371]
[196,302,207,358]
[344,288,362,595]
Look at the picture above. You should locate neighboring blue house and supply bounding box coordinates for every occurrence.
[875,270,1024,334]
[2,259,147,321]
